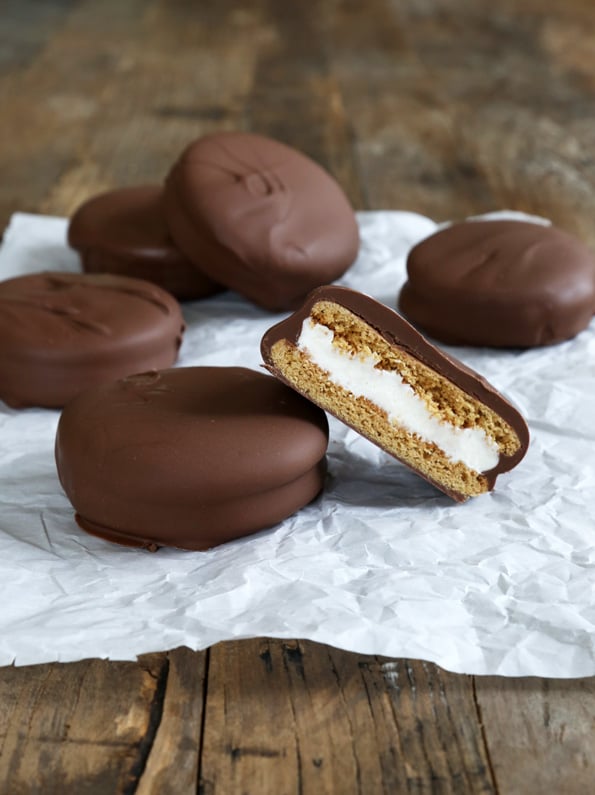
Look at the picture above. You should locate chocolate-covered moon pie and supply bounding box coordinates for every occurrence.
[163,131,360,311]
[261,286,529,502]
[0,272,184,409]
[55,367,329,550]
[68,185,221,301]
[399,220,595,347]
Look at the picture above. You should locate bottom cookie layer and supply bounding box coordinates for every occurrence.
[75,460,327,551]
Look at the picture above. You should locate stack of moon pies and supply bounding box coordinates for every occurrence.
[68,131,360,310]
[16,132,360,549]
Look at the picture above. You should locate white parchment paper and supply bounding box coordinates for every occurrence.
[1,210,594,677]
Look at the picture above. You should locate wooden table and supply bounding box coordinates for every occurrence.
[1,1,594,792]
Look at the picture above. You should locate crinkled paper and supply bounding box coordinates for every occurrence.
[1,210,594,677]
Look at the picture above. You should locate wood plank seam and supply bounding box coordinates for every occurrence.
[123,655,170,795]
[404,662,439,783]
[281,642,305,795]
[433,666,470,791]
[357,658,409,790]
[430,663,490,793]
[327,648,364,794]
[471,676,500,795]
[196,647,211,795]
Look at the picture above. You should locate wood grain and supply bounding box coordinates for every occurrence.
[324,0,595,243]
[0,652,169,793]
[476,676,595,795]
[135,647,207,795]
[199,639,495,794]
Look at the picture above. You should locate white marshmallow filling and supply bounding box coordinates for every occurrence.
[297,319,500,473]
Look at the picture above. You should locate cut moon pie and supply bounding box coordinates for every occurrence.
[261,286,529,501]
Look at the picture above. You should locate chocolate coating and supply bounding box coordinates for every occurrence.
[399,220,595,347]
[0,272,184,408]
[68,185,221,300]
[164,131,360,310]
[262,286,530,497]
[55,367,329,550]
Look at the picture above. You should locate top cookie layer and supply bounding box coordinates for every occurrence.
[399,220,595,347]
[164,132,360,310]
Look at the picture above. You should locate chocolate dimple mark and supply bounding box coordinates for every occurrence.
[205,137,289,199]
[85,281,173,315]
[120,370,172,402]
[42,273,173,315]
[284,243,308,261]
[122,371,162,385]
[0,295,111,335]
[45,274,79,291]
[43,305,111,335]
[243,169,285,197]
[466,247,500,274]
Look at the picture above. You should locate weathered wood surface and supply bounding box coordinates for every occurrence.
[1,0,595,792]
[2,640,595,794]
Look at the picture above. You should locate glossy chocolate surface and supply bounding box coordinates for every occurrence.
[399,220,595,347]
[0,272,184,408]
[164,131,360,310]
[262,286,530,495]
[55,367,329,550]
[68,185,221,300]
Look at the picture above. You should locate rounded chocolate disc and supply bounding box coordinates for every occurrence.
[0,272,185,408]
[163,131,360,311]
[68,185,222,300]
[399,220,595,347]
[55,367,329,550]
